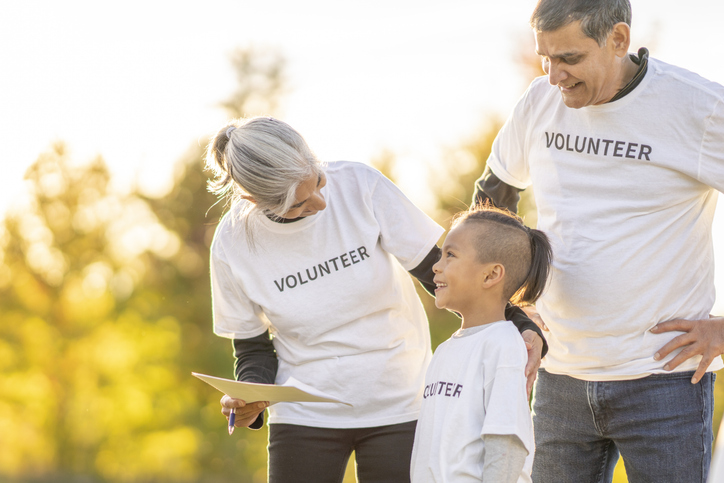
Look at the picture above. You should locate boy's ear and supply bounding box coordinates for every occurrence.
[481,263,505,289]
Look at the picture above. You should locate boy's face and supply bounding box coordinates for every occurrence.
[432,223,488,314]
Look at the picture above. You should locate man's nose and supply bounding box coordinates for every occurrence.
[548,63,567,86]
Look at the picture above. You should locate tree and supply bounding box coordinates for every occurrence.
[0,143,205,482]
[0,44,288,483]
[220,47,288,119]
[137,44,290,481]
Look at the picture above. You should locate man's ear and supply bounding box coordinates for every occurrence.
[609,22,631,58]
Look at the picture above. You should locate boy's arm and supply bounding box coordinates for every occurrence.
[482,434,528,483]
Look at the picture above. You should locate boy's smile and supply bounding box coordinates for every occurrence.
[432,224,487,315]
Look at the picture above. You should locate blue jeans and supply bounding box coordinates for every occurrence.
[531,369,715,483]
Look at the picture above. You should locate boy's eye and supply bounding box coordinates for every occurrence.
[446,251,455,258]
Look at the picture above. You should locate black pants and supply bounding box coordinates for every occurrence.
[268,420,417,483]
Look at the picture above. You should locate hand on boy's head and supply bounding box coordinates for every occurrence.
[522,330,543,397]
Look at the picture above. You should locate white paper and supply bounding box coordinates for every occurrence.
[192,372,352,406]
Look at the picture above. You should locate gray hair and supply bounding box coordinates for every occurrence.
[205,117,324,238]
[530,0,632,46]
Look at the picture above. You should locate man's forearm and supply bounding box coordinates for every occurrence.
[472,166,522,213]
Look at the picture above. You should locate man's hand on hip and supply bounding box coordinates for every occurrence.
[651,315,724,384]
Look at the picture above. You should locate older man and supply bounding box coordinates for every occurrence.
[473,0,724,481]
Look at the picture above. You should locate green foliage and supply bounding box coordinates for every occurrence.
[0,44,289,482]
[0,144,201,481]
[219,47,288,119]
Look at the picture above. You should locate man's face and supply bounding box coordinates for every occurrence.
[535,20,621,108]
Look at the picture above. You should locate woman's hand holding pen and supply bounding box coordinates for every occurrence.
[221,394,269,432]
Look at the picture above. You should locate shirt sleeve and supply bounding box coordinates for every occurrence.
[232,331,279,430]
[699,99,724,192]
[408,245,440,296]
[210,243,271,340]
[506,303,548,358]
[485,85,535,191]
[472,166,523,213]
[481,332,534,456]
[482,434,528,483]
[368,168,444,270]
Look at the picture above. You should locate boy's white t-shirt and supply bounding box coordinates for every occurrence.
[210,161,444,428]
[411,321,534,483]
[487,57,724,378]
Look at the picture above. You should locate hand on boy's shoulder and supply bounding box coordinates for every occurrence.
[522,305,548,331]
[522,331,543,398]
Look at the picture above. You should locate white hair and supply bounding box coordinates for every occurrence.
[205,117,324,242]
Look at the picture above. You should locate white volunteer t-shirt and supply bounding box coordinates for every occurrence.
[487,57,724,378]
[411,321,534,483]
[211,161,444,428]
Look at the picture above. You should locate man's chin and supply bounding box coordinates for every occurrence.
[560,93,587,109]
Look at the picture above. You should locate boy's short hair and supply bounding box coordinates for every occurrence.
[453,205,536,304]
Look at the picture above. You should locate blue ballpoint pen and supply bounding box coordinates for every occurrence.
[228,408,236,435]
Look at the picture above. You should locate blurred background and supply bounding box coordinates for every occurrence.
[1,1,723,482]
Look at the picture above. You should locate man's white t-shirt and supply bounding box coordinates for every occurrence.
[210,161,444,428]
[487,57,724,378]
[411,321,534,483]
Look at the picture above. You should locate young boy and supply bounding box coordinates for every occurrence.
[410,206,552,483]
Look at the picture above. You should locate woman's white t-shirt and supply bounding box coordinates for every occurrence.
[211,161,444,428]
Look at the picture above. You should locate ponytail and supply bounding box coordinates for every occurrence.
[455,203,552,306]
[511,227,552,305]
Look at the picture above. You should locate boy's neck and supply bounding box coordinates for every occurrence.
[460,303,507,330]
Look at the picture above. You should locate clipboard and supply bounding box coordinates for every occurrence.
[192,372,353,406]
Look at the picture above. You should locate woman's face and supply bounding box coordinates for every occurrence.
[279,172,327,219]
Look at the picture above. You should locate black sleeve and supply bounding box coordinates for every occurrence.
[505,303,548,358]
[232,330,278,429]
[472,166,523,214]
[408,246,441,296]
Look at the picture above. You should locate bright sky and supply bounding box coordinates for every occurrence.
[2,0,723,312]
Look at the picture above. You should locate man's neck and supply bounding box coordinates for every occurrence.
[620,55,640,89]
[608,47,649,103]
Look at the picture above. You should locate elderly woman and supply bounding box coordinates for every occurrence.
[205,117,545,483]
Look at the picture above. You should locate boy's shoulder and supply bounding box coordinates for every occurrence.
[451,320,521,342]
[441,321,526,363]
